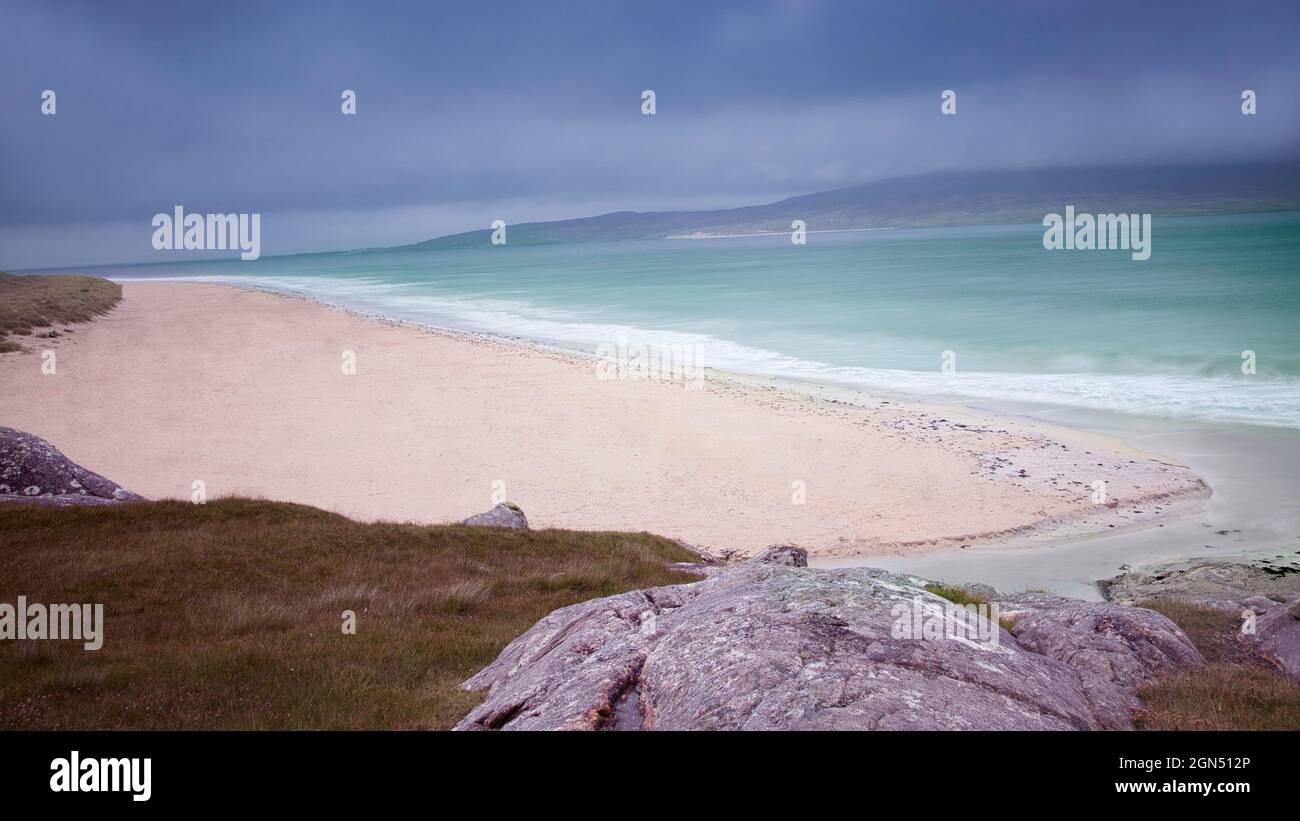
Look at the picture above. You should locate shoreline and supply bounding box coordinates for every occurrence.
[179,277,1220,553]
[832,423,1300,599]
[218,277,1219,555]
[131,275,1222,465]
[0,281,1211,561]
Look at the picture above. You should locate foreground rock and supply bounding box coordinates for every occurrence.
[0,427,144,506]
[457,553,1203,731]
[1103,559,1300,680]
[461,502,529,529]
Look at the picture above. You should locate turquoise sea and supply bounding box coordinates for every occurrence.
[101,211,1300,429]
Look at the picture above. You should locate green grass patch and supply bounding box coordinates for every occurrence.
[0,498,701,729]
[924,583,988,608]
[924,582,1017,631]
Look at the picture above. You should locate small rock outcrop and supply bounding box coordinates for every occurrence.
[0,427,144,506]
[456,551,1203,731]
[752,544,807,567]
[1102,559,1300,610]
[461,502,529,529]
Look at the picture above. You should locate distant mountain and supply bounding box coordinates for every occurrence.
[401,162,1300,249]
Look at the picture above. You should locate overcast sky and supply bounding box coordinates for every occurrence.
[2,0,1298,268]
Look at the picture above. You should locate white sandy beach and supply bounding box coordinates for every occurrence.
[0,282,1209,558]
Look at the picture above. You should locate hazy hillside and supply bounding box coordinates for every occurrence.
[403,162,1300,249]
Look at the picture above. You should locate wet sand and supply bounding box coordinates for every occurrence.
[818,409,1300,598]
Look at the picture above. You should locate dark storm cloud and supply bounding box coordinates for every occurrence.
[1,0,1298,266]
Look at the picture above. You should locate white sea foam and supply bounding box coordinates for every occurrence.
[115,273,1300,429]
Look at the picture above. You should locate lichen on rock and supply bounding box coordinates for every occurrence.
[0,427,144,507]
[457,550,1205,731]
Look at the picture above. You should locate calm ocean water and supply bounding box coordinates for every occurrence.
[101,212,1300,429]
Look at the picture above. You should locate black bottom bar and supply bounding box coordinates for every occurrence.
[1,730,1289,808]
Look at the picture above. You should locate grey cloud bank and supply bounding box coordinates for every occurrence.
[1,0,1297,267]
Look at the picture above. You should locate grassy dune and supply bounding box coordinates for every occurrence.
[0,499,700,729]
[0,271,121,352]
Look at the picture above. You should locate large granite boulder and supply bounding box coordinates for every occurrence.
[461,502,529,529]
[0,427,144,506]
[457,553,1203,731]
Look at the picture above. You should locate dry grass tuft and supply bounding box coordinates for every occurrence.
[0,271,121,351]
[1134,664,1300,730]
[1134,598,1252,664]
[1134,598,1300,729]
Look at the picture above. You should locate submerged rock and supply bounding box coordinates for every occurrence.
[457,552,1203,731]
[461,502,529,529]
[0,427,144,506]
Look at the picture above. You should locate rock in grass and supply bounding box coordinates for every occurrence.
[461,502,529,529]
[1254,602,1300,679]
[0,427,144,506]
[456,550,1204,731]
